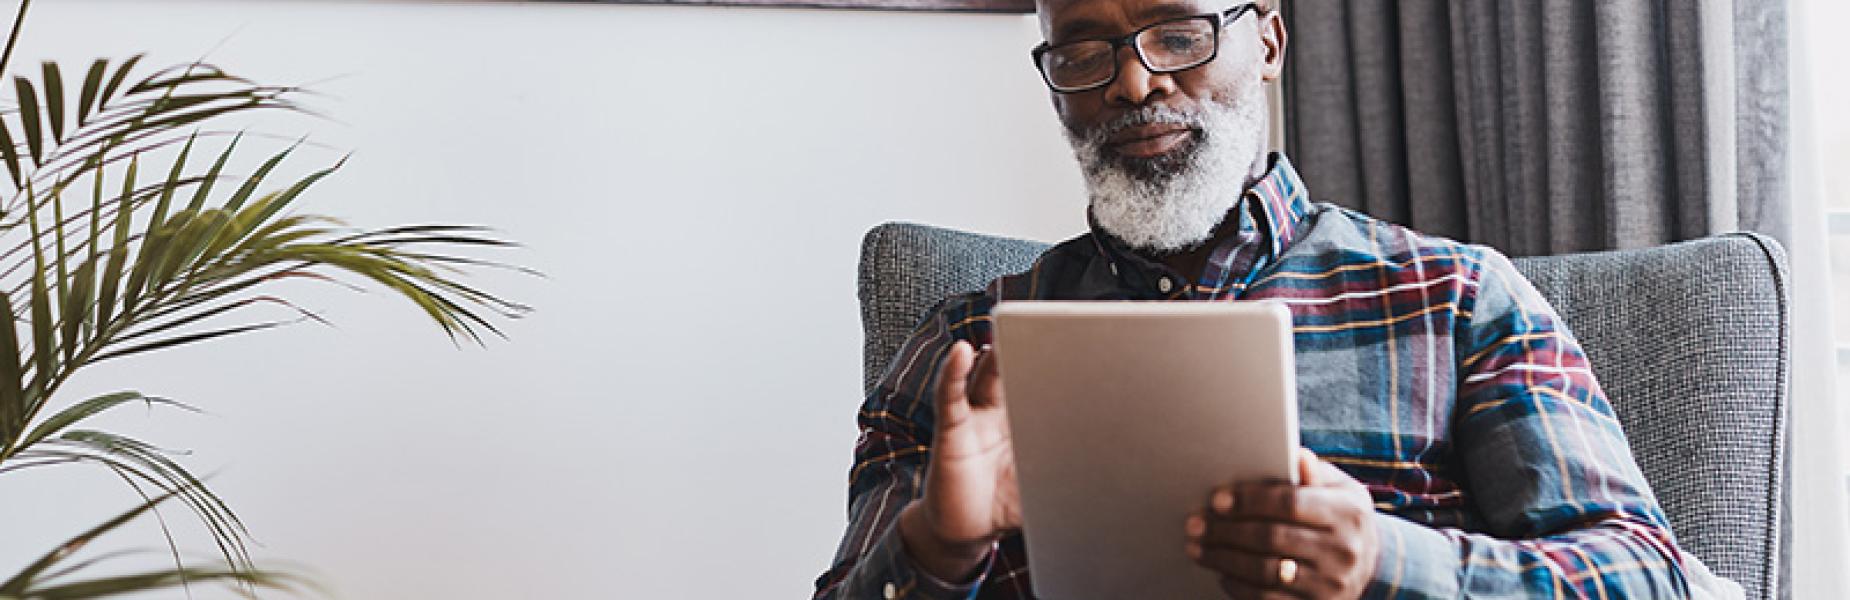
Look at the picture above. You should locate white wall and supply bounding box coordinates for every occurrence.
[0,1,1087,598]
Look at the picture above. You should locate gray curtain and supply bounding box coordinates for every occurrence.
[1279,0,1788,256]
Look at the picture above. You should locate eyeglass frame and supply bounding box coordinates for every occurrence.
[1029,2,1261,94]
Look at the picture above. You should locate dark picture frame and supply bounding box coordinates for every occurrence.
[598,0,1034,13]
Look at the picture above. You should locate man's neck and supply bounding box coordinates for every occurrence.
[1155,153,1272,280]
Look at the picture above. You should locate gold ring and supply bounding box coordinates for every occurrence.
[1278,557,1298,586]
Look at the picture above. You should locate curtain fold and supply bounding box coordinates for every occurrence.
[1280,0,1787,256]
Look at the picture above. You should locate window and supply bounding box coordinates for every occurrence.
[1813,1,1850,487]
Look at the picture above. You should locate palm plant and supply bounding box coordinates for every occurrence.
[0,1,526,597]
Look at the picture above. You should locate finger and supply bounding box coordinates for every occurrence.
[1296,447,1320,486]
[1198,518,1329,559]
[1228,483,1351,529]
[934,341,976,424]
[968,343,1005,408]
[1298,449,1366,493]
[1185,511,1208,543]
[1208,484,1236,515]
[1196,546,1309,597]
[1216,576,1302,600]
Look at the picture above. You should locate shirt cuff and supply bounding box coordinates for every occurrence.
[1361,512,1460,600]
[839,519,996,600]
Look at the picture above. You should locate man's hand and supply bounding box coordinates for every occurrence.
[898,340,1022,582]
[1185,448,1379,599]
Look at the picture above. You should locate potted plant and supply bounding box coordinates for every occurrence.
[0,1,527,596]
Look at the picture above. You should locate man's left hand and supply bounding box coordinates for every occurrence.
[1185,448,1380,599]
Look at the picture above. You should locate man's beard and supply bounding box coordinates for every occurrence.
[1064,89,1269,254]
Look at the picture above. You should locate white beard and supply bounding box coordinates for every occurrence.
[1065,86,1270,253]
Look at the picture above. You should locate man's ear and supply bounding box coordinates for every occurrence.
[1258,7,1288,81]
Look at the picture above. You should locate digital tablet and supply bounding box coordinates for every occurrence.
[991,301,1299,599]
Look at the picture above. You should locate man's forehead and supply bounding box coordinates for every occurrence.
[1035,0,1225,39]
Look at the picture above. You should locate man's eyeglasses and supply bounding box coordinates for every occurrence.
[1031,3,1259,94]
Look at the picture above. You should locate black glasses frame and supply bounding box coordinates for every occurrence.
[1030,2,1259,94]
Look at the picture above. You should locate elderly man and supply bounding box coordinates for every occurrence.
[815,0,1723,598]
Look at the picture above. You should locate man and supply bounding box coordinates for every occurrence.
[815,0,1729,597]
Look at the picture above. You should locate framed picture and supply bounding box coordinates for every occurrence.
[601,0,1034,13]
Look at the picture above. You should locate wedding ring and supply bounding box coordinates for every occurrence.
[1278,557,1299,586]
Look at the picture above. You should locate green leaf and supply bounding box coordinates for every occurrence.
[233,157,342,248]
[51,430,253,571]
[75,58,104,126]
[0,0,29,89]
[0,485,182,595]
[90,320,288,364]
[0,118,21,187]
[218,141,296,215]
[12,390,161,451]
[0,292,20,451]
[60,256,95,362]
[149,132,194,228]
[93,245,128,334]
[94,53,142,114]
[50,174,70,359]
[114,296,324,348]
[128,64,241,95]
[94,157,135,327]
[21,566,299,599]
[119,212,178,314]
[183,131,240,215]
[24,184,55,391]
[42,61,64,142]
[15,75,43,163]
[150,209,223,287]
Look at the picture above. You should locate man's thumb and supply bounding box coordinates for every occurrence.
[935,341,976,422]
[1297,447,1321,486]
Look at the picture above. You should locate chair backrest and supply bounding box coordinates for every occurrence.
[857,221,1791,599]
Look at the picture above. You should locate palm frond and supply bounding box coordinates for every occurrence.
[0,485,305,599]
[0,2,529,596]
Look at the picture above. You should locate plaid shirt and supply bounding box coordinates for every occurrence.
[815,154,1691,599]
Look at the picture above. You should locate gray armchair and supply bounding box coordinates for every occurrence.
[856,222,1791,599]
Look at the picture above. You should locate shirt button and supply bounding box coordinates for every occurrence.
[1157,277,1174,293]
[883,581,897,599]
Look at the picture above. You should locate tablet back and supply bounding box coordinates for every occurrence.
[992,301,1298,598]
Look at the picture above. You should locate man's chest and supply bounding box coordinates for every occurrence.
[987,247,1481,516]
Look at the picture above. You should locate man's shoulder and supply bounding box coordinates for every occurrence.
[1304,203,1484,254]
[1293,202,1502,273]
[966,231,1103,299]
[916,232,1103,336]
[1300,203,1558,323]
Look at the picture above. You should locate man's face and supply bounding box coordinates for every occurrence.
[1036,0,1287,253]
[1038,0,1283,157]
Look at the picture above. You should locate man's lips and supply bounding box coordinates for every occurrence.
[1106,123,1195,158]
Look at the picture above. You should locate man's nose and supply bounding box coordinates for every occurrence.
[1104,46,1176,106]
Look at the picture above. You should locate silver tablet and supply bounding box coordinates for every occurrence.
[992,301,1299,599]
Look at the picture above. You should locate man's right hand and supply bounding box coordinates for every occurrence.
[898,339,1022,582]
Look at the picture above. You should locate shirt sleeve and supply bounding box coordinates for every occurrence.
[813,294,997,600]
[1364,247,1693,599]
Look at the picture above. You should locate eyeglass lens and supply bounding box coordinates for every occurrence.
[1040,17,1218,91]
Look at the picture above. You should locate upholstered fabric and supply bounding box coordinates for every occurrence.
[856,221,1790,599]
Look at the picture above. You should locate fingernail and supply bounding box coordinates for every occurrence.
[1185,542,1201,560]
[1212,488,1234,514]
[1184,515,1205,537]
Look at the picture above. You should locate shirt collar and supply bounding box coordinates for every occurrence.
[1244,152,1311,258]
[1087,152,1311,298]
